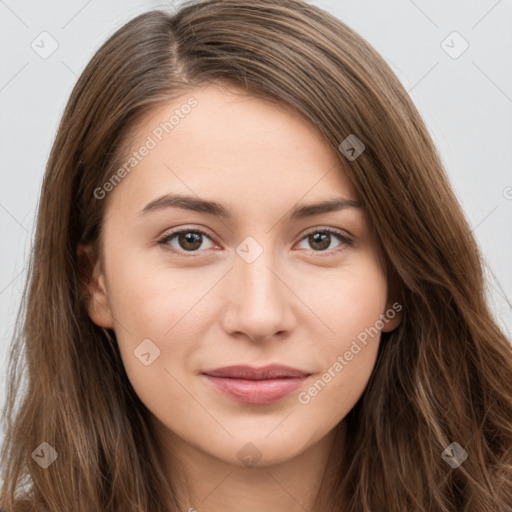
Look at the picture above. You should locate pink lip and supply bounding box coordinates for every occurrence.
[202,365,310,405]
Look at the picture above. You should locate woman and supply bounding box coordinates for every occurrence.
[1,0,511,510]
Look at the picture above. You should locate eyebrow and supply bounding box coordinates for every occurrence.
[137,193,362,221]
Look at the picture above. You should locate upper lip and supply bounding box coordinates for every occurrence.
[202,365,310,380]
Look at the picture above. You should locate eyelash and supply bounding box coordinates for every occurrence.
[157,226,353,258]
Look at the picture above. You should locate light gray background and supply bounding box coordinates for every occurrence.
[1,0,511,441]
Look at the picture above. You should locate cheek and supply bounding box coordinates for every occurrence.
[296,341,379,431]
[296,260,387,412]
[108,283,203,375]
[307,255,388,348]
[103,238,220,337]
[106,265,204,421]
[102,244,223,388]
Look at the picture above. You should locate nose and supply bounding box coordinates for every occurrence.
[220,242,296,343]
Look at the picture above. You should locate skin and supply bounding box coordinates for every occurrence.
[81,82,401,512]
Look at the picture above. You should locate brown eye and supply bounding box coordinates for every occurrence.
[176,232,203,251]
[307,232,331,251]
[158,228,215,255]
[297,229,352,254]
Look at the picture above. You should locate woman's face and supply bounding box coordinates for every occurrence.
[84,82,400,467]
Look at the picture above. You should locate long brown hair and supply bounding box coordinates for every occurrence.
[1,0,511,510]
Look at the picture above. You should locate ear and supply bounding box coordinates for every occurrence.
[77,243,114,329]
[381,301,403,332]
[381,273,403,333]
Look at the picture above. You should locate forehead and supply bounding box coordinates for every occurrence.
[105,82,359,216]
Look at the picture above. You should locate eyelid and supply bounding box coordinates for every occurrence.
[157,226,217,257]
[296,227,353,257]
[300,226,353,241]
[156,225,353,257]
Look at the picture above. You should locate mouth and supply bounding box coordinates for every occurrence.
[201,365,311,405]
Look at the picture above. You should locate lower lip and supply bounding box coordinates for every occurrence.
[203,375,308,405]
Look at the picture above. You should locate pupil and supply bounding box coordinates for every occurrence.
[311,232,330,250]
[180,232,202,250]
